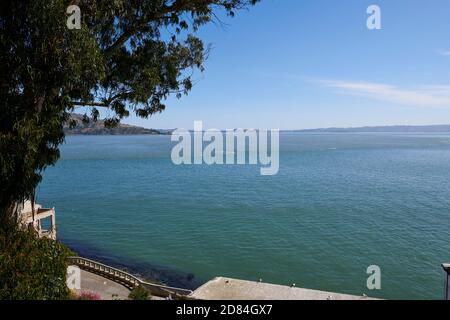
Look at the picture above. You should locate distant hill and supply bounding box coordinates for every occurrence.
[64,116,450,135]
[64,114,170,135]
[291,125,450,133]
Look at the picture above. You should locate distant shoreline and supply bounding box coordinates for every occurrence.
[64,113,173,135]
[289,124,450,133]
[65,132,171,136]
[65,113,450,135]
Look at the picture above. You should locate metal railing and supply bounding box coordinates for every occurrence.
[67,256,193,298]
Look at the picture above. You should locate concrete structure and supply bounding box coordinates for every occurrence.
[18,200,56,240]
[74,269,130,300]
[71,269,169,300]
[190,277,377,300]
[67,256,192,299]
[67,256,377,300]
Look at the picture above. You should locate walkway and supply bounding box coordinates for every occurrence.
[75,269,130,300]
[190,277,377,300]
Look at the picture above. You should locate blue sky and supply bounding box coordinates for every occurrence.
[121,0,450,130]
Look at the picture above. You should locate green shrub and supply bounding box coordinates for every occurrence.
[128,286,151,300]
[0,228,73,300]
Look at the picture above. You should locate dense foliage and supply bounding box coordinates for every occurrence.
[128,286,151,300]
[0,0,258,299]
[0,228,73,300]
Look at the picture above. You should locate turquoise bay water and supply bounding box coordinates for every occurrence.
[38,133,450,299]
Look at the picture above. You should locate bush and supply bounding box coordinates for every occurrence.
[78,291,101,300]
[128,286,151,300]
[0,228,73,300]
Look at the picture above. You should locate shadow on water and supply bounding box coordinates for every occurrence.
[62,237,204,290]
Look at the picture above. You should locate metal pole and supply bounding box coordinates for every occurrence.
[442,263,450,300]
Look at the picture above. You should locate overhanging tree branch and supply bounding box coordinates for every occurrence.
[103,0,215,56]
[72,101,109,107]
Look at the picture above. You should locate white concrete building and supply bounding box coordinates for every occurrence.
[18,200,56,240]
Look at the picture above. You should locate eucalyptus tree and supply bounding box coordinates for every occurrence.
[0,0,258,299]
[0,0,258,221]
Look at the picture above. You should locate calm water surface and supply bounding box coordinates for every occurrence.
[38,133,450,299]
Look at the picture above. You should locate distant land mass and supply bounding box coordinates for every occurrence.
[64,114,171,135]
[290,125,450,133]
[65,115,450,135]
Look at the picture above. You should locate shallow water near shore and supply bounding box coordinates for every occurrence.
[38,132,450,299]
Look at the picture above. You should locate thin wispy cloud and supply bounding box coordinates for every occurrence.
[437,50,450,56]
[316,80,450,108]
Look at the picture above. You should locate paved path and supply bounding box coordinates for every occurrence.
[75,269,130,300]
[191,277,377,300]
[72,268,375,300]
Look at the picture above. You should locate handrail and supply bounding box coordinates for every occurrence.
[67,256,193,298]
